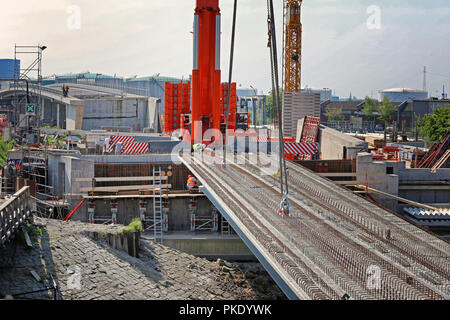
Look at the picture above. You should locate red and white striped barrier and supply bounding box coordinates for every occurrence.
[106,135,136,153]
[284,142,320,155]
[120,142,149,154]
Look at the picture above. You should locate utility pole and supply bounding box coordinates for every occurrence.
[423,66,427,92]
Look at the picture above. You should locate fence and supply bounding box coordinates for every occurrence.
[325,121,376,132]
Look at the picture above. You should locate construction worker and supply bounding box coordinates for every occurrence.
[62,85,66,97]
[186,174,198,192]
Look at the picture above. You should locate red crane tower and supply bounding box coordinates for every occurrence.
[164,0,238,145]
[191,0,221,144]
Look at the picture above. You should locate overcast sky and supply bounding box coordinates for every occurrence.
[1,0,449,99]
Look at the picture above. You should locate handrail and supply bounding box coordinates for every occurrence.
[0,186,32,247]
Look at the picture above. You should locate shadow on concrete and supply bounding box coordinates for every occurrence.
[0,221,62,300]
[84,235,166,286]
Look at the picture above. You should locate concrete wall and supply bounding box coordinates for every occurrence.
[355,153,450,210]
[297,118,368,160]
[47,151,92,198]
[81,154,175,164]
[72,196,216,232]
[163,237,252,258]
[82,97,149,131]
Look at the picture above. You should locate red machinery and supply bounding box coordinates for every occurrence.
[163,0,239,145]
[164,81,191,133]
[299,116,321,144]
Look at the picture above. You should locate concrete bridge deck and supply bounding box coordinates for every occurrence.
[180,152,450,300]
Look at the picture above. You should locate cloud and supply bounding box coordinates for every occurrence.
[0,0,448,98]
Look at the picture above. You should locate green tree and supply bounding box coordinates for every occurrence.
[362,96,377,121]
[325,106,344,121]
[0,139,16,164]
[418,106,450,143]
[265,89,283,124]
[378,96,396,122]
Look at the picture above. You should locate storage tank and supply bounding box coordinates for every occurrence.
[0,59,20,79]
[379,88,428,102]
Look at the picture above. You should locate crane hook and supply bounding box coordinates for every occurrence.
[279,193,291,218]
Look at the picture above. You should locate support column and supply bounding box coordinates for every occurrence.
[56,103,60,128]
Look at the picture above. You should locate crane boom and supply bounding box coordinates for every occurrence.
[284,0,302,93]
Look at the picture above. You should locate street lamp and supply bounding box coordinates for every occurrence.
[250,85,259,126]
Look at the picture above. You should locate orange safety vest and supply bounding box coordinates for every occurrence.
[187,177,197,187]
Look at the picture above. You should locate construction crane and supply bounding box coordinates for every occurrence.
[283,0,302,93]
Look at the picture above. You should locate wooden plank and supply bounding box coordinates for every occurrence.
[398,185,450,191]
[75,176,168,182]
[317,173,357,177]
[79,184,172,192]
[352,185,439,211]
[82,193,204,200]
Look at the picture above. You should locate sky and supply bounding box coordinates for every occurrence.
[1,0,449,99]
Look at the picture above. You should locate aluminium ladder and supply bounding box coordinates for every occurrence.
[152,166,164,244]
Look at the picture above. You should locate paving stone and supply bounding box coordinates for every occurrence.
[0,217,285,300]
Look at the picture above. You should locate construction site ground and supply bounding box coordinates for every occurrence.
[0,217,285,300]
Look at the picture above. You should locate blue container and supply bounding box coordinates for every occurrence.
[0,59,20,79]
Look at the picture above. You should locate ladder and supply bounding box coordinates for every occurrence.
[221,214,232,235]
[152,166,163,244]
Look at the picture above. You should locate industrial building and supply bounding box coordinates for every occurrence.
[52,72,187,114]
[283,91,320,138]
[0,82,161,132]
[379,88,428,102]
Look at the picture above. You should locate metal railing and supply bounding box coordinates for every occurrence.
[8,82,63,97]
[0,186,32,247]
[324,121,376,132]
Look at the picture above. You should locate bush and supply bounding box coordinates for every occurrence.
[117,218,143,235]
[418,106,450,143]
[0,139,16,164]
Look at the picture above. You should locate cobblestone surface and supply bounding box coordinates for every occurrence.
[0,217,285,300]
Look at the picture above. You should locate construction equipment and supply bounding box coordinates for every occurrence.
[268,0,291,214]
[283,0,303,93]
[416,133,450,169]
[163,0,240,145]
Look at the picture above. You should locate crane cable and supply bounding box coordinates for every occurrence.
[267,0,290,215]
[223,0,238,166]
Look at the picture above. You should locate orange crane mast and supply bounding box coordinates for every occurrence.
[284,0,302,93]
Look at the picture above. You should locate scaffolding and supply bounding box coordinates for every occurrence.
[10,44,46,142]
[188,198,219,232]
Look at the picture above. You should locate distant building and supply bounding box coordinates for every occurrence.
[236,87,258,97]
[283,91,321,138]
[302,88,332,101]
[379,88,428,103]
[54,72,186,113]
[321,98,450,130]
